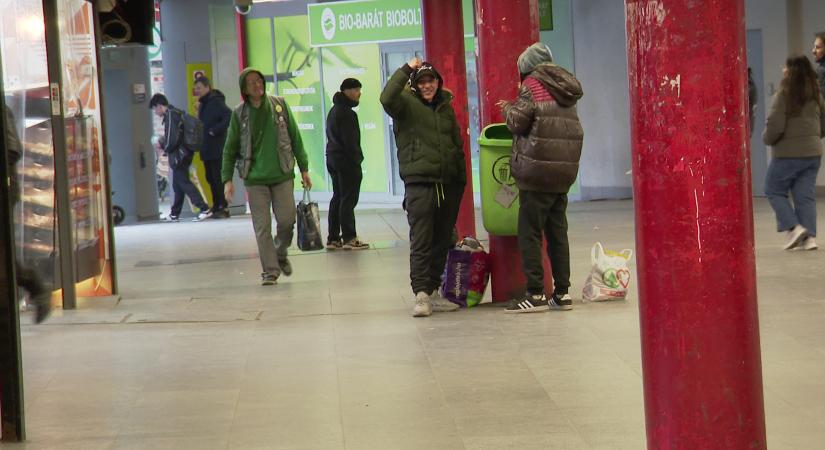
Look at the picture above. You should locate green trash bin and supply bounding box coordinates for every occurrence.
[478,123,519,236]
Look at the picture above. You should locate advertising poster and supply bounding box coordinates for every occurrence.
[246,17,274,77]
[273,15,327,191]
[320,44,388,193]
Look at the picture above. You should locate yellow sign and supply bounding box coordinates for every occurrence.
[186,63,212,115]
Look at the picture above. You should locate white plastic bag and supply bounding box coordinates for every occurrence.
[582,242,633,302]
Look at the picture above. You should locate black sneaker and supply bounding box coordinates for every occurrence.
[505,293,549,314]
[279,259,293,277]
[549,293,573,311]
[326,240,343,250]
[211,209,230,219]
[261,273,278,286]
[194,209,213,221]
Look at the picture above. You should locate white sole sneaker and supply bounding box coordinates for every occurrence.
[784,226,808,250]
[430,293,459,312]
[412,292,432,317]
[413,303,432,317]
[801,238,818,251]
[549,294,574,311]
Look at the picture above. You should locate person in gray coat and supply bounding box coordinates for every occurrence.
[763,55,825,251]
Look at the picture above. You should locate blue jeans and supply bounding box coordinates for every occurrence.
[765,156,821,236]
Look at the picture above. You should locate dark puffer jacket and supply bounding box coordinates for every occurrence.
[504,64,584,193]
[380,65,466,185]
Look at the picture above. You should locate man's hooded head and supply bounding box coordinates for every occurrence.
[239,67,266,102]
[517,42,555,77]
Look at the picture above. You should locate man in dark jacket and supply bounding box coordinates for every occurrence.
[814,32,825,98]
[150,93,212,222]
[381,58,464,317]
[195,77,232,218]
[502,42,584,313]
[325,78,368,250]
[4,105,51,323]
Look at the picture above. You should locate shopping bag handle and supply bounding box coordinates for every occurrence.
[591,242,605,266]
[302,188,312,203]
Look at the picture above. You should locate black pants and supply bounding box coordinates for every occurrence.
[11,197,49,299]
[203,158,227,212]
[170,155,208,217]
[327,157,363,242]
[16,261,48,298]
[404,182,464,294]
[518,190,571,296]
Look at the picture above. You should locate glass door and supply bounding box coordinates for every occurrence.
[380,43,423,197]
[1,0,59,303]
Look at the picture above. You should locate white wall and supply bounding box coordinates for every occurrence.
[541,0,575,73]
[745,0,788,101]
[570,0,633,200]
[799,0,825,54]
[564,0,811,199]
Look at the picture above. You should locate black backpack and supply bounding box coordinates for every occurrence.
[181,112,203,152]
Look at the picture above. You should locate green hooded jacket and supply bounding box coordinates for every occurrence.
[222,68,309,185]
[380,65,466,185]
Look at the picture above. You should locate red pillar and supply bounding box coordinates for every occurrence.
[475,0,551,301]
[625,1,767,448]
[421,0,476,239]
[236,12,248,70]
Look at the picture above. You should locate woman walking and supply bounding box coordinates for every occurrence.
[763,55,825,250]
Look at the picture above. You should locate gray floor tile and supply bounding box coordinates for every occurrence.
[12,202,825,448]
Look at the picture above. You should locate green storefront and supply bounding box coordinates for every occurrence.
[243,0,479,200]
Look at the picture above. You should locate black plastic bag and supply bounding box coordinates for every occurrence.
[297,189,323,251]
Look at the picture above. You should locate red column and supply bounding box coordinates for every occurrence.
[625,1,767,448]
[421,0,476,239]
[475,0,551,301]
[236,13,248,70]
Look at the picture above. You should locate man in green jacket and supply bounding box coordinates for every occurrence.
[222,68,312,285]
[380,58,465,317]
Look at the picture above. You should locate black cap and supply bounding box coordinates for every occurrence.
[340,78,362,92]
[410,63,443,92]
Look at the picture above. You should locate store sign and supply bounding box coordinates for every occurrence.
[539,0,554,31]
[308,0,423,47]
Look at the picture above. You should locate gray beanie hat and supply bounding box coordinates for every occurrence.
[517,42,554,75]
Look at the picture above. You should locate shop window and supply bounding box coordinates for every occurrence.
[1,0,60,297]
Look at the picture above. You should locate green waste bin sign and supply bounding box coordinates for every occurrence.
[478,124,519,236]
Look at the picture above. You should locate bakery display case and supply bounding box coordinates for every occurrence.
[65,115,103,282]
[15,110,58,288]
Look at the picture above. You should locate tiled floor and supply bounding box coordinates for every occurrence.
[8,199,825,449]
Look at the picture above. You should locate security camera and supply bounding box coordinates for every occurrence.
[234,0,252,15]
